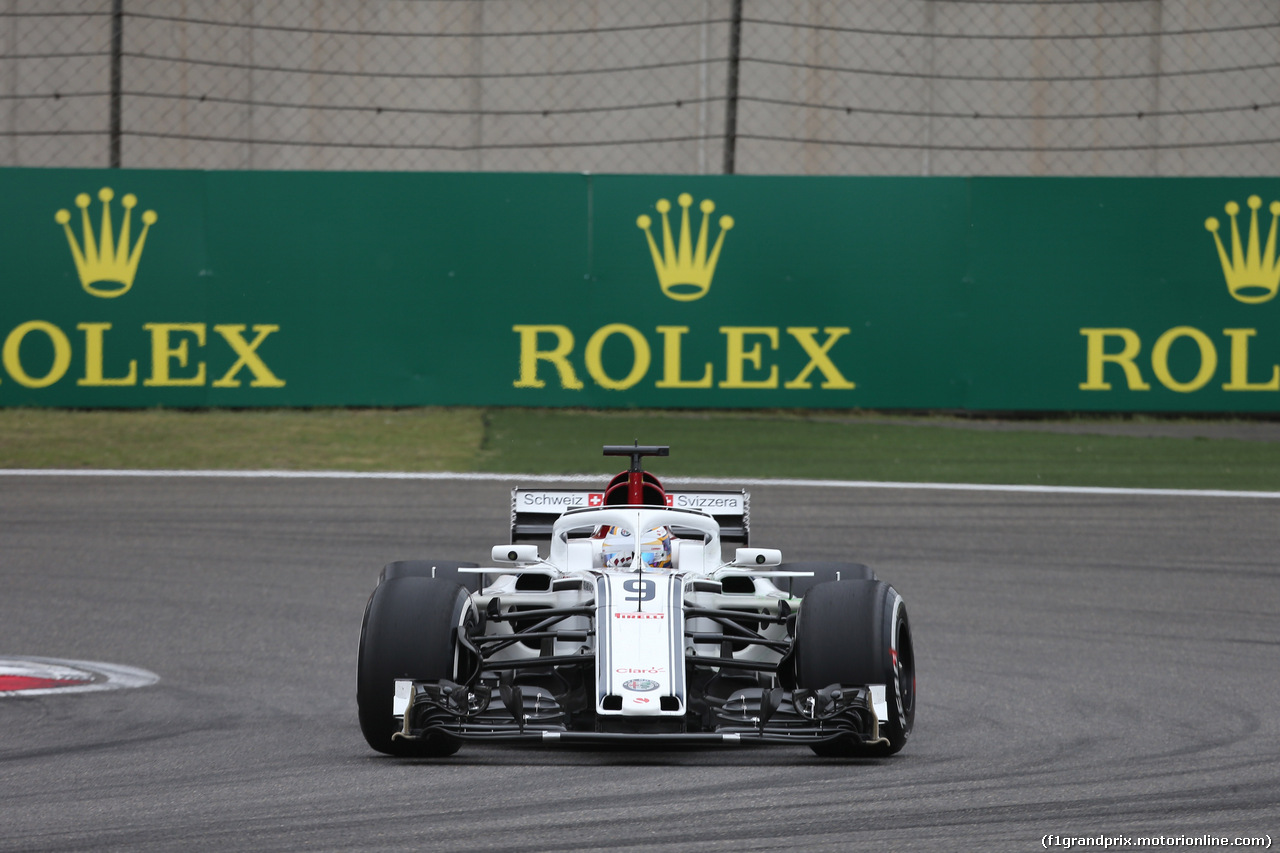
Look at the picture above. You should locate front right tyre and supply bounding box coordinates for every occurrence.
[357,576,474,757]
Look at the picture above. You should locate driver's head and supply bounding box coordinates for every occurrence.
[600,526,634,568]
[638,526,673,570]
[600,525,672,570]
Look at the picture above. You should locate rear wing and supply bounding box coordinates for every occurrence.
[510,488,750,545]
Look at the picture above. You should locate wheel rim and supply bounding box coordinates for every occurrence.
[892,611,915,723]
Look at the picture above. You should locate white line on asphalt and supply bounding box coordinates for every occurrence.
[1,468,1277,499]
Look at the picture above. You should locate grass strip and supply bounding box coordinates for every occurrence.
[0,408,483,472]
[478,409,1280,492]
[1,407,1277,492]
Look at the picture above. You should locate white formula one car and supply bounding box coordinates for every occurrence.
[357,444,915,758]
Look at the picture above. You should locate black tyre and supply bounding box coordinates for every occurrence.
[794,579,915,757]
[378,560,481,592]
[357,577,474,757]
[774,561,876,599]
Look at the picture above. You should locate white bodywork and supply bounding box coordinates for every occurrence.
[460,505,883,722]
[596,571,685,716]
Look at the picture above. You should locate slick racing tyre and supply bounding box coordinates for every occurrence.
[773,561,875,599]
[793,579,915,757]
[357,577,474,757]
[378,559,481,592]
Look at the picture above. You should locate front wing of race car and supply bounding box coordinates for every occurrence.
[388,569,891,749]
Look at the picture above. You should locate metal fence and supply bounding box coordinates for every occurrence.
[3,0,1278,175]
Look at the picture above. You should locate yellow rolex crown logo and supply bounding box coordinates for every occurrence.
[636,193,733,302]
[55,187,157,298]
[1204,195,1279,305]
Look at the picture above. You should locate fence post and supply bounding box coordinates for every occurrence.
[722,0,742,174]
[109,0,123,167]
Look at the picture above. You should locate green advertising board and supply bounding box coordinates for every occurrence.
[0,168,1277,412]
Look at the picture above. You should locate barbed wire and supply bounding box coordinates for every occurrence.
[123,50,726,81]
[743,56,1280,83]
[123,10,730,39]
[744,16,1280,40]
[741,95,1280,123]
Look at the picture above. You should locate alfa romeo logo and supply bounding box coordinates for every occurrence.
[622,678,660,692]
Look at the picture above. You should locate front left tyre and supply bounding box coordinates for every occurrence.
[793,579,916,757]
[357,576,474,757]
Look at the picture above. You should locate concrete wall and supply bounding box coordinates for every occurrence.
[2,0,1277,175]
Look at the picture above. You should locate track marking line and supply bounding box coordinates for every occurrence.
[0,657,159,697]
[1,468,1277,499]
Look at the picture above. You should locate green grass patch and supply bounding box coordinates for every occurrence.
[0,407,483,472]
[1,407,1277,492]
[478,409,1280,491]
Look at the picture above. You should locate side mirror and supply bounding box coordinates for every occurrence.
[731,548,782,567]
[492,544,540,564]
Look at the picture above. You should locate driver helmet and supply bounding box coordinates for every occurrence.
[639,525,673,570]
[600,525,673,571]
[600,526,634,568]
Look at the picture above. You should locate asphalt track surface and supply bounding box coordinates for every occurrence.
[1,475,1277,852]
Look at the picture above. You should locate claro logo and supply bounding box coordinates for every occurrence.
[512,192,856,394]
[0,188,284,392]
[1079,195,1278,395]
